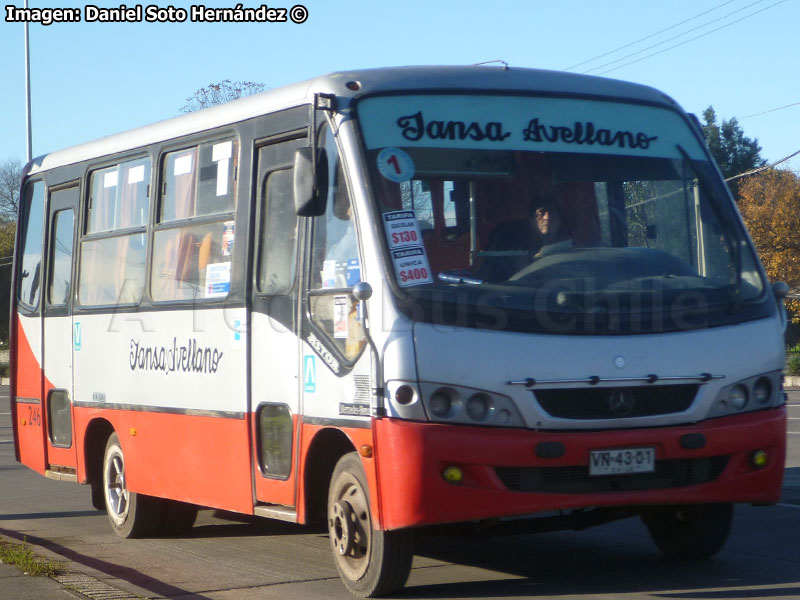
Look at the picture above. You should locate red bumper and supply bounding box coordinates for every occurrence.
[374,407,787,530]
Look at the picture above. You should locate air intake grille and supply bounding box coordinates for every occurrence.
[534,384,698,420]
[496,456,728,494]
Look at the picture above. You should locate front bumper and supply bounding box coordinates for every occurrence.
[374,407,786,530]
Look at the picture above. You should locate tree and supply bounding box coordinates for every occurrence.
[0,220,15,344]
[0,158,23,222]
[701,107,766,198]
[180,80,265,113]
[737,168,800,317]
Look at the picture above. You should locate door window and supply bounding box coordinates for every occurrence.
[49,209,75,306]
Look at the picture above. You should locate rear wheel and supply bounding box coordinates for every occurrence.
[642,503,733,560]
[102,433,162,538]
[328,453,413,597]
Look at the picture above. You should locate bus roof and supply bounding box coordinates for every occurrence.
[26,65,680,175]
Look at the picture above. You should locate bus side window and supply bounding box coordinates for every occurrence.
[17,180,46,310]
[79,157,150,306]
[258,168,298,294]
[152,140,238,302]
[49,209,75,306]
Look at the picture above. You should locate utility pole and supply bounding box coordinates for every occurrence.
[24,0,32,162]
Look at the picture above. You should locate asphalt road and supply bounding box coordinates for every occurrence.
[1,385,799,600]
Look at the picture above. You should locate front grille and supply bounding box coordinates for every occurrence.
[495,456,728,494]
[534,384,698,420]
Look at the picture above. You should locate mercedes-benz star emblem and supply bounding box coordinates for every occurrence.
[609,390,636,417]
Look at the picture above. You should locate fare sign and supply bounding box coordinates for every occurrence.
[383,210,433,287]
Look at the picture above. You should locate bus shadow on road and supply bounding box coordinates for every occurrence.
[176,509,326,540]
[403,507,800,599]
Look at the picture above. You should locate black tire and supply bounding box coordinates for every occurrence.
[90,482,105,511]
[328,452,413,597]
[158,500,198,535]
[102,433,163,538]
[642,503,733,560]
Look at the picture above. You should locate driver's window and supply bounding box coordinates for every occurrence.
[308,125,365,362]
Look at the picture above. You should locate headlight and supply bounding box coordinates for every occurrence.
[420,383,525,427]
[730,384,748,410]
[429,389,454,417]
[753,378,771,404]
[465,393,491,422]
[708,371,782,419]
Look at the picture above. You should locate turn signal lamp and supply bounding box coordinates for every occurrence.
[751,450,768,469]
[442,466,463,485]
[394,385,414,406]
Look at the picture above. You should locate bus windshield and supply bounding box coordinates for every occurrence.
[358,94,767,334]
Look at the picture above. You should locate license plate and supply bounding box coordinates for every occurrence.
[589,447,655,476]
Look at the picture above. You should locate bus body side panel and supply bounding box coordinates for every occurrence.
[73,407,253,512]
[72,307,252,512]
[13,313,46,474]
[374,408,786,530]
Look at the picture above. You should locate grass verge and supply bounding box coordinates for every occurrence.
[0,536,65,577]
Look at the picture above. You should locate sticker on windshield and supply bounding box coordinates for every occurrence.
[383,210,423,249]
[391,247,433,287]
[333,295,348,339]
[383,210,432,286]
[377,147,415,182]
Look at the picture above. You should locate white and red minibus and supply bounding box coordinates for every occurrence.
[11,66,787,596]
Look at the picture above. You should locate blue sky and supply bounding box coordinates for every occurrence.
[2,0,799,172]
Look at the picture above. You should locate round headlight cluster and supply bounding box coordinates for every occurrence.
[426,387,498,423]
[717,375,776,416]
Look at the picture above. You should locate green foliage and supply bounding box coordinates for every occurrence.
[0,537,65,577]
[786,352,800,376]
[702,107,766,198]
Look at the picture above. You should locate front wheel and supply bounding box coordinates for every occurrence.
[328,453,413,597]
[642,503,733,560]
[102,433,162,538]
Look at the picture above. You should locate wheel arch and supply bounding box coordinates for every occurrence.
[83,417,114,487]
[301,427,357,525]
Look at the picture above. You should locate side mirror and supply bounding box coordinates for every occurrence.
[773,281,789,301]
[293,147,328,217]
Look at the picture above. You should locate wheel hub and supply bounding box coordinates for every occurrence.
[330,500,356,556]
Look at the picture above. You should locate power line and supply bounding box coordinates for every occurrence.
[583,0,769,74]
[741,100,800,119]
[726,148,800,182]
[595,0,788,76]
[563,0,740,71]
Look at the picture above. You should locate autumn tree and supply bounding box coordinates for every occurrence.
[738,168,800,316]
[702,107,766,199]
[180,80,265,113]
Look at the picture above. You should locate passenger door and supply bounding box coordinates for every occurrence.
[250,134,307,511]
[42,185,79,475]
